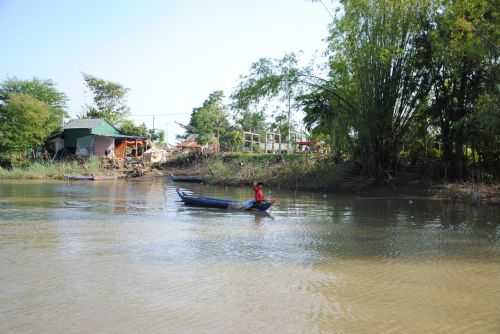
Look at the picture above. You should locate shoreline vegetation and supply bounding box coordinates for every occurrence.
[163,153,500,205]
[0,158,111,180]
[1,153,499,205]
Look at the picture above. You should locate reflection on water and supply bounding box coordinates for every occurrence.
[0,179,499,334]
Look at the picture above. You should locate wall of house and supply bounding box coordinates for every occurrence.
[47,137,64,153]
[114,139,146,159]
[64,129,91,150]
[54,138,64,153]
[76,135,94,157]
[94,136,114,156]
[115,140,127,159]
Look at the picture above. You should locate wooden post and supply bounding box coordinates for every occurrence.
[278,132,282,154]
[272,133,275,153]
[135,140,138,157]
[265,132,268,154]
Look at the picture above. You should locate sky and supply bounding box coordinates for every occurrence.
[0,0,332,143]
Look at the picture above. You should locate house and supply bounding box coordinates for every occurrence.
[46,119,147,159]
[143,143,171,164]
[176,135,202,153]
[176,135,219,154]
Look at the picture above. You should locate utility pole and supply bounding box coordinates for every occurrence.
[286,66,292,154]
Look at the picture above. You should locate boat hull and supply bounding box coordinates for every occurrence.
[176,190,272,211]
[169,175,204,183]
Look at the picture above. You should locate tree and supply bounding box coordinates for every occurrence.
[426,0,500,179]
[302,0,434,175]
[300,84,355,160]
[348,0,431,174]
[185,91,229,145]
[119,120,165,143]
[234,109,267,133]
[0,77,67,135]
[0,94,53,165]
[232,53,307,151]
[119,120,148,137]
[220,127,243,152]
[459,93,500,178]
[148,129,165,143]
[81,74,130,124]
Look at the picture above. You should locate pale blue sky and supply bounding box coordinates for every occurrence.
[1,0,332,142]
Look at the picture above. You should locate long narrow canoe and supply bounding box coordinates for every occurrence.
[64,175,94,181]
[176,189,272,212]
[169,175,204,183]
[64,175,117,181]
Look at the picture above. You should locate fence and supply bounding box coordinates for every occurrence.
[242,131,307,153]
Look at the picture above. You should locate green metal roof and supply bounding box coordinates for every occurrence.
[63,118,146,140]
[111,134,145,139]
[64,119,121,136]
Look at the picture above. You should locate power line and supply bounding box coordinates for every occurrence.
[128,113,188,117]
[316,0,335,20]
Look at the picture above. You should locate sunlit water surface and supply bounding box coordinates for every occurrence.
[0,179,499,334]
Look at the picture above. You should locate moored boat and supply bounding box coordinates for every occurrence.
[169,175,204,183]
[64,175,117,181]
[64,175,94,181]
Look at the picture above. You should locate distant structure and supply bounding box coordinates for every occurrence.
[176,135,203,153]
[46,119,146,159]
[176,135,219,154]
[242,130,316,153]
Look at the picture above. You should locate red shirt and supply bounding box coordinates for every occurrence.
[253,186,264,202]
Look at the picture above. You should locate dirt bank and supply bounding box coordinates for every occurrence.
[160,153,500,205]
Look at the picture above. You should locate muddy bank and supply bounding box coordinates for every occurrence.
[160,153,500,205]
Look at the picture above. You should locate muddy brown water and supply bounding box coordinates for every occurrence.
[0,179,499,334]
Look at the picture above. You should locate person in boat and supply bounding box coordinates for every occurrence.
[253,181,265,204]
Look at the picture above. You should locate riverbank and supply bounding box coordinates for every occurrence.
[2,153,499,205]
[162,153,500,205]
[0,159,112,180]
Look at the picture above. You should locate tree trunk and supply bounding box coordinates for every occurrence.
[440,118,453,180]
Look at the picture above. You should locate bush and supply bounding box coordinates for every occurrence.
[0,157,104,179]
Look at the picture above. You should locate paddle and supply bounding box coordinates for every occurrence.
[241,200,256,210]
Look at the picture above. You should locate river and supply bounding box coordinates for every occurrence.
[0,179,499,333]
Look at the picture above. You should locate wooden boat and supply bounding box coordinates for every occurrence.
[169,175,204,183]
[176,189,273,211]
[64,175,94,181]
[92,175,117,181]
[64,175,117,181]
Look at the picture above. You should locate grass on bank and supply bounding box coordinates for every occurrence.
[205,153,340,190]
[0,158,105,179]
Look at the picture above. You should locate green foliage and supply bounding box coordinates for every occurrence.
[119,120,148,136]
[425,0,500,179]
[329,0,433,174]
[220,129,243,152]
[0,77,67,135]
[302,0,499,180]
[0,94,54,165]
[0,158,105,179]
[231,53,307,141]
[234,110,267,133]
[401,104,439,164]
[149,129,165,143]
[184,91,229,145]
[205,153,339,190]
[81,73,130,124]
[301,87,354,159]
[119,120,165,143]
[463,93,500,173]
